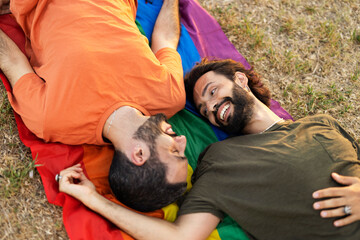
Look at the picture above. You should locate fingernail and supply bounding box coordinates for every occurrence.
[334,221,339,227]
[314,203,320,209]
[313,192,319,198]
[321,211,327,217]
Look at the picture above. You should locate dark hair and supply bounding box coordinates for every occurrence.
[185,58,271,107]
[109,149,187,212]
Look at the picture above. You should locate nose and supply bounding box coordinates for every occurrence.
[163,121,171,130]
[206,100,218,112]
[174,135,187,156]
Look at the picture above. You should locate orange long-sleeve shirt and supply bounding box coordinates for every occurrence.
[8,0,185,145]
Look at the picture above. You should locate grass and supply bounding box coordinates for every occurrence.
[2,154,40,198]
[352,29,360,44]
[200,0,360,139]
[1,0,360,239]
[0,83,67,240]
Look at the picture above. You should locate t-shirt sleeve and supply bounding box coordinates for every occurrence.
[329,116,360,160]
[155,47,183,82]
[177,174,225,221]
[153,47,185,117]
[309,114,360,160]
[7,72,46,139]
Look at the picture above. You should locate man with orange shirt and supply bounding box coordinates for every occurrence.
[0,0,188,210]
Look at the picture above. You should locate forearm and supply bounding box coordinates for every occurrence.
[151,0,180,53]
[85,192,186,240]
[0,29,34,87]
[59,166,216,240]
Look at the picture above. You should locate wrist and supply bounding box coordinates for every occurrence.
[80,188,99,207]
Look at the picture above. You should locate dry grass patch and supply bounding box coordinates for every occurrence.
[0,0,359,238]
[0,84,67,240]
[200,0,360,141]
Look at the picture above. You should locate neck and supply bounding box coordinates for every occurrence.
[242,97,283,134]
[103,106,147,149]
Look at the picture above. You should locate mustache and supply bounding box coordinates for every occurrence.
[212,97,232,124]
[166,132,178,137]
[151,113,167,126]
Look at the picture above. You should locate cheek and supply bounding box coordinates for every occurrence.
[181,162,189,180]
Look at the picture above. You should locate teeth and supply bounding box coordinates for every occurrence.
[166,127,174,134]
[220,103,230,120]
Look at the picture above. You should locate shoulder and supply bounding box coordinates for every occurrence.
[198,139,240,161]
[193,145,216,181]
[296,114,339,127]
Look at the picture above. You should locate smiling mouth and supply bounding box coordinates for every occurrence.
[164,124,178,137]
[216,102,231,123]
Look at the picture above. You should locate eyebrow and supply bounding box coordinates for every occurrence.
[197,81,214,110]
[202,82,213,96]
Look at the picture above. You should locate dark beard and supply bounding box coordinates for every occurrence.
[133,113,186,163]
[133,113,168,153]
[213,85,254,135]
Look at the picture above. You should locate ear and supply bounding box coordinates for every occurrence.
[234,72,249,90]
[130,142,150,166]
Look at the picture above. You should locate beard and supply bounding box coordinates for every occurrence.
[214,84,254,135]
[133,113,187,163]
[133,113,167,148]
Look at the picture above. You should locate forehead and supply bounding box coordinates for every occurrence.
[193,71,217,99]
[193,71,233,104]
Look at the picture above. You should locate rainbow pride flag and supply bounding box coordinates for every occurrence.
[0,0,292,239]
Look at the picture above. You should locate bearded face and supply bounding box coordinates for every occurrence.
[212,84,254,135]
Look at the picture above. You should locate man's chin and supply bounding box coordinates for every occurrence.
[214,116,228,129]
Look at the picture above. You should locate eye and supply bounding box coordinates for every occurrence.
[210,88,216,96]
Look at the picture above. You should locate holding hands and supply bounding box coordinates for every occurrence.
[313,173,360,227]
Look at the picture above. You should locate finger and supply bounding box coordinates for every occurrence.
[313,187,347,199]
[334,215,358,227]
[78,171,89,181]
[59,164,82,175]
[62,171,82,183]
[313,197,346,210]
[332,172,358,185]
[319,207,346,218]
[60,168,84,181]
[59,168,82,177]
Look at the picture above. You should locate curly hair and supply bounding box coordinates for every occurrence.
[185,58,271,107]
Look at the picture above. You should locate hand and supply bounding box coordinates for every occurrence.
[312,172,360,227]
[58,164,96,204]
[0,0,10,15]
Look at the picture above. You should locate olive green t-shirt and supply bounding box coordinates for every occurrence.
[178,114,360,240]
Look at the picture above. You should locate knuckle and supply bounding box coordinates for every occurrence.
[348,188,356,195]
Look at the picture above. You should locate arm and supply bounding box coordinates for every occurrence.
[313,173,360,227]
[0,29,34,87]
[151,0,180,54]
[59,165,220,240]
[0,0,10,14]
